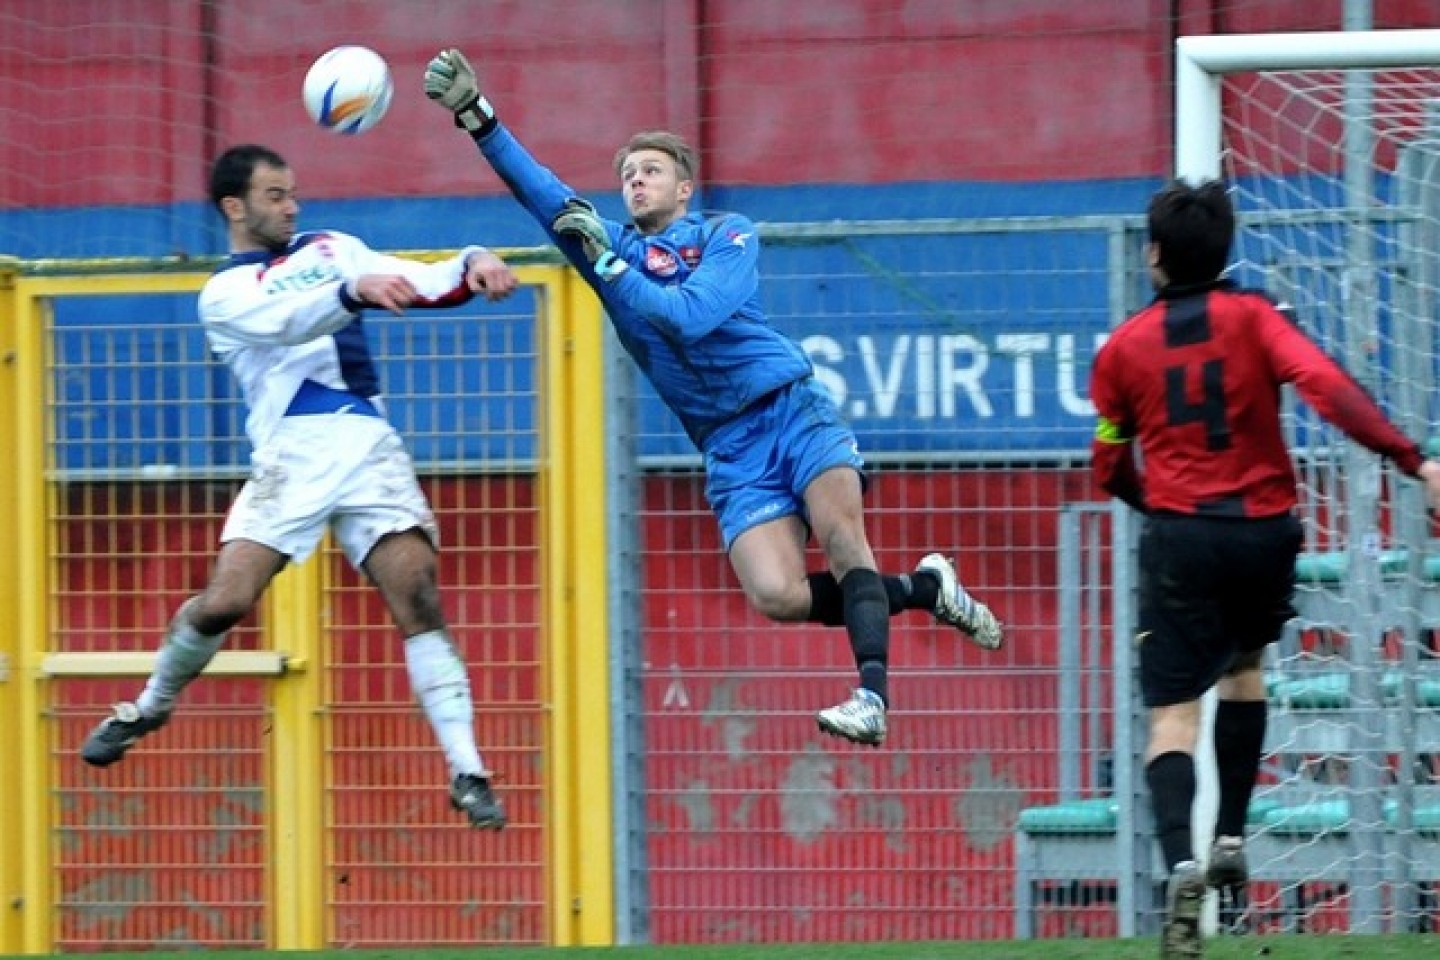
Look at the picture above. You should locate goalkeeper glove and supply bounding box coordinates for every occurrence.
[424,48,496,134]
[552,198,628,281]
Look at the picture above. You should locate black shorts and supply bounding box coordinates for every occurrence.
[1137,511,1303,708]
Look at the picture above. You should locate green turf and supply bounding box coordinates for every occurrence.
[58,935,1439,960]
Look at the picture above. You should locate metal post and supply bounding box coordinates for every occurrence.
[1338,0,1388,932]
[1389,103,1440,929]
[1112,502,1150,936]
[1058,507,1082,800]
[605,317,649,944]
[1085,510,1106,793]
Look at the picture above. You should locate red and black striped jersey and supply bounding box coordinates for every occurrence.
[1089,280,1423,517]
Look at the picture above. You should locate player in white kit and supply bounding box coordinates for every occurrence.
[80,144,518,830]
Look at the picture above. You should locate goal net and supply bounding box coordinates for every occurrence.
[1179,31,1440,935]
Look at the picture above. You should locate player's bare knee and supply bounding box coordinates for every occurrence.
[1147,701,1202,758]
[380,572,442,634]
[745,580,807,622]
[1219,650,1268,699]
[409,586,446,632]
[815,524,872,576]
[189,588,258,634]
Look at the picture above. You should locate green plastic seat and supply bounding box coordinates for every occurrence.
[1263,799,1351,836]
[1269,673,1351,709]
[1295,551,1348,584]
[1411,804,1440,836]
[1261,798,1440,837]
[1018,796,1278,835]
[1246,795,1282,825]
[1293,550,1440,584]
[1017,797,1118,835]
[1379,673,1440,708]
[1266,671,1440,709]
[1385,800,1440,837]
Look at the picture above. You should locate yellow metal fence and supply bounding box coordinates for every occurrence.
[0,257,613,952]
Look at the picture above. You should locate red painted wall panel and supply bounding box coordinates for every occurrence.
[701,2,1169,183]
[53,467,1100,942]
[12,1,1438,209]
[206,1,679,201]
[1,0,211,209]
[633,467,1105,942]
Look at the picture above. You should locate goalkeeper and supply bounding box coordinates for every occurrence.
[424,49,1003,747]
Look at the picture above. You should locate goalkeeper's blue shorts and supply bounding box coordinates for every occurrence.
[703,377,866,552]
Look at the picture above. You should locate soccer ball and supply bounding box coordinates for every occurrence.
[302,45,393,134]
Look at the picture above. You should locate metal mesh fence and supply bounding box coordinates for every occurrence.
[323,308,549,946]
[1221,66,1440,935]
[40,284,554,949]
[612,218,1148,942]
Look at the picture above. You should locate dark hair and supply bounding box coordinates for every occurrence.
[209,144,288,213]
[613,130,698,182]
[1147,179,1234,285]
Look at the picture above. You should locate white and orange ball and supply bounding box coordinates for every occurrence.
[302,45,393,135]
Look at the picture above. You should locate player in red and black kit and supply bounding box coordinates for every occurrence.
[1090,179,1440,959]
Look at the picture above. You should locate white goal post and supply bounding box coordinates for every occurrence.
[1176,29,1440,181]
[1169,28,1440,937]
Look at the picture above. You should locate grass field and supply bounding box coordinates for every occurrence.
[76,935,1440,960]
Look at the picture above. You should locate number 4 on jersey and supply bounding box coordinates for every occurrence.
[1165,358,1231,451]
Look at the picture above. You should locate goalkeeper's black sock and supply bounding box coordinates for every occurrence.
[1213,699,1267,838]
[1146,751,1197,872]
[806,572,846,625]
[904,570,941,613]
[840,568,890,705]
[808,571,936,626]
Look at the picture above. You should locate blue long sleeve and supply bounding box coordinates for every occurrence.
[476,125,603,270]
[472,122,813,448]
[606,217,757,344]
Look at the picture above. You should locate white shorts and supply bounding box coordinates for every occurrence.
[221,413,439,569]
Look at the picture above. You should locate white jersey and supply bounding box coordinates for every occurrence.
[199,230,483,448]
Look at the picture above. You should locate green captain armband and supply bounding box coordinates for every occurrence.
[1094,416,1129,444]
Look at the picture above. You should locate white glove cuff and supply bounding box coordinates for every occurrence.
[457,96,496,134]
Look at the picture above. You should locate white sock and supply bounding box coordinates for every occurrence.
[404,629,486,779]
[136,601,226,717]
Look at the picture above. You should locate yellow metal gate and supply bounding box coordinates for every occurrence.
[0,256,614,952]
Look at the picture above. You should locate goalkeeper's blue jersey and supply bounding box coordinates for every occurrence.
[478,124,813,448]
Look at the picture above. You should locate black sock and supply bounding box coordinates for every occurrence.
[808,571,934,625]
[1146,751,1196,872]
[841,568,890,705]
[899,571,940,613]
[1213,699,1267,839]
[807,572,846,626]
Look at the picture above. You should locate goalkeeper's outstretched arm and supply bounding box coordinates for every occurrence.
[424,48,611,275]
